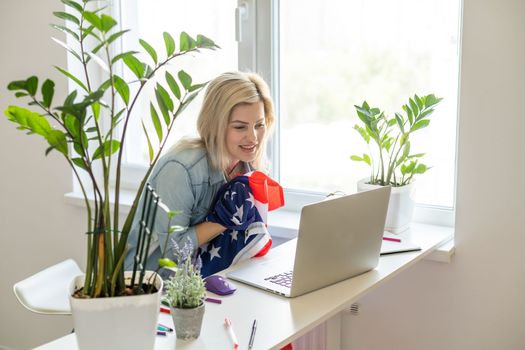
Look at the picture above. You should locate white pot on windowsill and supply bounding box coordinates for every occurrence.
[357,178,416,234]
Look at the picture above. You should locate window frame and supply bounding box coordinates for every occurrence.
[108,0,456,227]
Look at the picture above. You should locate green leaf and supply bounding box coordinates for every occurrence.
[149,103,163,142]
[394,112,404,133]
[156,84,174,111]
[50,24,80,41]
[414,163,428,174]
[15,92,28,98]
[46,130,69,156]
[112,75,130,105]
[26,76,38,96]
[54,66,88,92]
[100,14,117,32]
[350,154,371,166]
[60,0,83,12]
[64,114,80,137]
[165,71,181,100]
[178,70,192,90]
[122,55,145,79]
[155,88,171,125]
[7,79,27,91]
[188,82,206,93]
[53,11,80,25]
[92,101,101,122]
[179,31,191,51]
[409,98,419,120]
[411,119,430,132]
[196,34,217,49]
[82,11,102,30]
[41,79,55,108]
[139,39,158,65]
[5,106,49,136]
[51,37,83,62]
[163,32,176,56]
[111,50,139,64]
[168,225,185,234]
[403,104,413,125]
[71,157,88,171]
[106,29,131,46]
[142,121,154,163]
[92,140,121,160]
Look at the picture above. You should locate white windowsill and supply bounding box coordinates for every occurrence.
[64,190,455,263]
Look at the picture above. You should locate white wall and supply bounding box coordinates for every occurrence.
[2,0,525,349]
[342,0,525,349]
[0,0,85,349]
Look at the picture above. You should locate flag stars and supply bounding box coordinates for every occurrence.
[208,245,221,261]
[230,230,239,241]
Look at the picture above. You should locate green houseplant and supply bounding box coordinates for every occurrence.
[163,239,207,340]
[351,94,442,232]
[4,0,216,297]
[4,0,216,348]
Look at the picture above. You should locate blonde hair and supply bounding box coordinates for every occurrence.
[176,72,275,172]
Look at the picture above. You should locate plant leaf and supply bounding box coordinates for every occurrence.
[142,121,154,163]
[25,76,38,96]
[45,130,69,156]
[41,79,55,108]
[111,50,139,64]
[163,32,176,56]
[82,11,102,30]
[54,66,88,92]
[159,258,176,268]
[71,157,88,171]
[60,0,83,12]
[196,34,217,49]
[50,24,80,41]
[178,70,192,90]
[112,75,130,105]
[100,14,117,32]
[92,140,121,160]
[165,71,181,100]
[156,83,174,111]
[179,31,191,51]
[106,29,131,45]
[85,51,109,73]
[411,119,430,132]
[139,39,158,65]
[122,55,145,79]
[53,11,80,25]
[155,87,171,125]
[149,103,163,142]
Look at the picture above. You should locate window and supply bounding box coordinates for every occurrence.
[115,0,461,225]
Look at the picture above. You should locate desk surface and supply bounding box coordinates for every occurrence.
[34,223,452,350]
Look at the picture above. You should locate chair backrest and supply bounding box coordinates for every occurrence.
[13,259,82,315]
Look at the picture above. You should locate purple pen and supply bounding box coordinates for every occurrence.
[205,297,222,304]
[156,331,167,336]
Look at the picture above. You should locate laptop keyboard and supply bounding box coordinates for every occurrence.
[264,270,293,288]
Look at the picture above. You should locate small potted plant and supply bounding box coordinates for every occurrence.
[351,94,442,233]
[163,239,206,340]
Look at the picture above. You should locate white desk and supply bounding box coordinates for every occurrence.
[34,223,453,350]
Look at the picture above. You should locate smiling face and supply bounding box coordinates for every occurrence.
[225,101,266,165]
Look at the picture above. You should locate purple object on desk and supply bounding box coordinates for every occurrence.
[204,275,236,295]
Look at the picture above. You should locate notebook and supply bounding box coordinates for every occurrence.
[226,186,391,298]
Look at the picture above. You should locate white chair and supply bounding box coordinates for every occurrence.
[13,259,82,315]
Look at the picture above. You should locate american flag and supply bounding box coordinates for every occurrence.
[198,171,284,277]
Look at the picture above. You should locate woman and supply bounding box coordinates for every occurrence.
[125,71,276,270]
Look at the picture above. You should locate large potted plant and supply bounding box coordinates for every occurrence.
[4,0,217,348]
[351,94,442,233]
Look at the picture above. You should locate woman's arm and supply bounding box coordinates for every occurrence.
[195,221,227,246]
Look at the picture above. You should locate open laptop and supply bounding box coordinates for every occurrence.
[226,186,391,298]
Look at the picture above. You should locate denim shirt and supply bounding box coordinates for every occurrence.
[125,146,227,270]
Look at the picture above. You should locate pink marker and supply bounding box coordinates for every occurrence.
[224,318,239,349]
[383,236,401,243]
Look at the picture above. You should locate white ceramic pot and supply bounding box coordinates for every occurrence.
[69,271,163,350]
[357,178,416,234]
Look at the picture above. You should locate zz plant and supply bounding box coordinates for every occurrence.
[351,94,442,186]
[4,0,218,298]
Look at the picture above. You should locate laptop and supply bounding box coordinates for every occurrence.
[226,186,391,298]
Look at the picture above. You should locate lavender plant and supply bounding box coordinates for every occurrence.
[163,239,206,309]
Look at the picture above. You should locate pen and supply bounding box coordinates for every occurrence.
[156,331,167,336]
[205,297,222,304]
[160,307,171,314]
[157,325,173,332]
[383,236,401,243]
[224,317,239,349]
[158,323,173,332]
[248,319,257,349]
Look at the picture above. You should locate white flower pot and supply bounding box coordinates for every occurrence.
[69,271,163,350]
[357,178,416,234]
